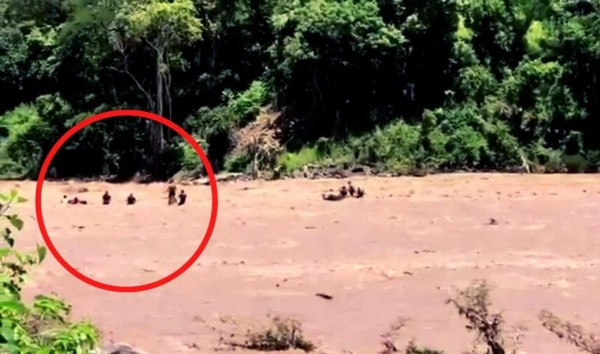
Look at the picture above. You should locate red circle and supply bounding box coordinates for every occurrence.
[35,109,219,292]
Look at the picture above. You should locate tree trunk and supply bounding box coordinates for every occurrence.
[165,53,173,141]
[149,54,166,177]
[155,56,165,149]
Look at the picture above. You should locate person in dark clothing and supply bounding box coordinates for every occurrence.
[178,190,187,206]
[168,185,177,205]
[102,191,111,205]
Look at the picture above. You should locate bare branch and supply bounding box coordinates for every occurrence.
[144,38,161,54]
[539,310,600,354]
[109,66,155,111]
[109,45,155,110]
[447,280,507,354]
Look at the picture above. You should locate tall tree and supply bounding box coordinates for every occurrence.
[109,0,202,172]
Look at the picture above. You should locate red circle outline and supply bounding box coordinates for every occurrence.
[34,109,219,292]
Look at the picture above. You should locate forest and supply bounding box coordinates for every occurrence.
[0,0,599,180]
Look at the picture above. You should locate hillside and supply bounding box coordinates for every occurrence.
[0,0,599,180]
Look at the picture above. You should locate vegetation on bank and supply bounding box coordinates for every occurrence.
[1,0,600,180]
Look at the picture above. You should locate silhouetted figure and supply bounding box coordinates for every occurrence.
[339,185,348,197]
[322,192,346,201]
[102,191,111,205]
[348,181,356,197]
[178,190,187,206]
[67,197,86,205]
[126,194,136,205]
[355,187,364,198]
[168,185,177,205]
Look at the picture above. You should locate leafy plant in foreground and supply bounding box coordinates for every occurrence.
[0,189,100,353]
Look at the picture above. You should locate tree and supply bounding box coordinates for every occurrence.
[109,0,202,172]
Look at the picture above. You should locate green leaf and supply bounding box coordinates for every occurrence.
[32,348,50,354]
[0,248,10,257]
[0,326,14,338]
[7,216,23,231]
[0,194,9,202]
[7,344,20,354]
[0,299,27,314]
[0,337,22,354]
[5,237,13,248]
[37,245,47,263]
[16,197,27,203]
[9,190,17,200]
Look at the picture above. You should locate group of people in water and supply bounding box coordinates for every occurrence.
[322,181,365,201]
[61,181,362,205]
[61,185,187,206]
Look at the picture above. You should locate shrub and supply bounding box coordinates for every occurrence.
[406,342,444,354]
[0,189,100,353]
[539,310,600,354]
[178,136,208,172]
[378,317,444,354]
[246,317,314,352]
[349,121,422,173]
[225,81,270,126]
[224,152,253,173]
[277,146,322,173]
[227,316,315,352]
[446,280,512,354]
[526,144,565,173]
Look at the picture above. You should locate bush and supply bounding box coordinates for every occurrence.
[185,81,271,173]
[187,106,236,171]
[406,343,444,354]
[527,145,565,173]
[428,101,552,170]
[446,280,512,354]
[177,136,208,172]
[277,146,322,173]
[0,189,100,353]
[245,317,314,352]
[584,150,600,172]
[225,81,270,126]
[563,153,588,173]
[347,121,422,173]
[225,316,315,352]
[0,105,47,177]
[539,310,600,353]
[224,152,253,173]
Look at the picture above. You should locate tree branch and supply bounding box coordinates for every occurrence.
[144,38,161,55]
[109,47,155,110]
[165,47,173,122]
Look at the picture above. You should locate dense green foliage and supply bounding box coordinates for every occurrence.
[0,190,100,353]
[1,0,600,178]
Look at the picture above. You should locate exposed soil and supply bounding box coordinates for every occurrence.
[8,173,600,353]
